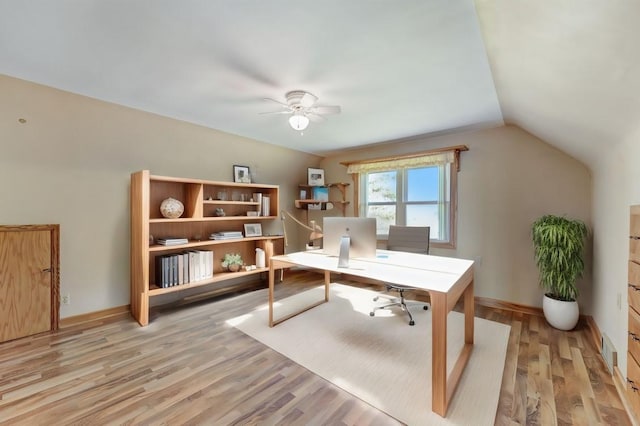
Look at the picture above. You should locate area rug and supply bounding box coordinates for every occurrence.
[228,284,510,425]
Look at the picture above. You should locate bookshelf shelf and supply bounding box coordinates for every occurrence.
[203,200,261,206]
[148,267,270,295]
[149,216,276,224]
[131,170,283,326]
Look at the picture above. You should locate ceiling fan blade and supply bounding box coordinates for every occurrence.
[311,105,341,115]
[307,113,327,123]
[300,92,318,108]
[259,110,292,115]
[263,97,290,109]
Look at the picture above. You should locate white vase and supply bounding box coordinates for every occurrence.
[542,294,579,331]
[160,197,184,219]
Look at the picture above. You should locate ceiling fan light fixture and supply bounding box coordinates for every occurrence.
[289,112,309,131]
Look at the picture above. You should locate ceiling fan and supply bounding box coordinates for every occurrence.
[261,90,341,131]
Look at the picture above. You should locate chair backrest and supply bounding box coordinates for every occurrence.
[386,225,430,254]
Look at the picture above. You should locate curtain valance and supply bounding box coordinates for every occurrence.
[343,145,468,174]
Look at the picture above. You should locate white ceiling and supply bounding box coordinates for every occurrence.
[0,1,638,164]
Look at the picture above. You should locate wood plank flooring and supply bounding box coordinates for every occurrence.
[0,271,632,425]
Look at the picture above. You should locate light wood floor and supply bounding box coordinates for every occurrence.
[0,271,632,425]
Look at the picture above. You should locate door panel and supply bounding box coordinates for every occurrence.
[0,230,52,342]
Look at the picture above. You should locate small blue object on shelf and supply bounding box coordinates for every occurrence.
[312,186,329,201]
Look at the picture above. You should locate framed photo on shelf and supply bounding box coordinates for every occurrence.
[308,167,325,186]
[233,165,252,183]
[244,223,262,237]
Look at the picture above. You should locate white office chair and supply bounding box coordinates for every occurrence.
[369,225,430,326]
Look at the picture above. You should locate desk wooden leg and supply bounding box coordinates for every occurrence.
[324,270,330,301]
[464,279,474,344]
[430,291,447,416]
[268,258,328,327]
[268,263,275,327]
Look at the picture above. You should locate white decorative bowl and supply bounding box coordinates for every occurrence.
[160,197,184,219]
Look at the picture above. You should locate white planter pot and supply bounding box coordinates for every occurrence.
[542,294,579,331]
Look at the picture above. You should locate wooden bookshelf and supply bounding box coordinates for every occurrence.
[130,170,283,326]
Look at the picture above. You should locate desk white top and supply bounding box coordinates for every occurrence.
[272,249,474,294]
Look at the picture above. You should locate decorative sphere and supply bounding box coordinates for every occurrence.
[160,197,184,219]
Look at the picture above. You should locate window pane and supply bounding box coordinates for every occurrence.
[406,204,439,239]
[367,171,396,202]
[407,167,438,201]
[359,155,456,246]
[368,205,395,234]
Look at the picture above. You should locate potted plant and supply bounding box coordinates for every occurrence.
[532,214,588,330]
[221,253,243,272]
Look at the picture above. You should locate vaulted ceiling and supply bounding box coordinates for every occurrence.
[1,1,638,167]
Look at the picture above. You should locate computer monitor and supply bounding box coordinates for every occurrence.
[322,217,377,267]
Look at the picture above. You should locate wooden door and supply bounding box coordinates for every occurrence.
[0,225,59,342]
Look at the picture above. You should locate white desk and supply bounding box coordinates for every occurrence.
[268,249,475,417]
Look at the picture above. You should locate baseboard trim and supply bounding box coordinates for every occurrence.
[474,296,544,317]
[584,315,603,357]
[474,296,594,325]
[583,316,637,426]
[614,365,639,426]
[60,305,131,329]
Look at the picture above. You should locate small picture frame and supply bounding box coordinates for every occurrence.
[233,165,251,183]
[308,167,325,186]
[244,223,262,237]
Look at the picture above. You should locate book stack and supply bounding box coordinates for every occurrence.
[155,250,214,288]
[156,237,188,246]
[210,231,243,240]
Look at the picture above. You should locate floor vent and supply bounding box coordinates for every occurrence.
[601,334,618,374]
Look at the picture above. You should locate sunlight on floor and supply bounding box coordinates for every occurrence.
[333,285,395,318]
[225,313,254,326]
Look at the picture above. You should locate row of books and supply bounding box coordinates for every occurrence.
[210,231,243,240]
[261,195,270,217]
[155,250,213,288]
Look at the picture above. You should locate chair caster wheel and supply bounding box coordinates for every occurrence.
[423,305,429,310]
[370,312,375,317]
[409,320,415,326]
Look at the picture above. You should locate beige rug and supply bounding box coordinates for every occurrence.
[229,284,510,425]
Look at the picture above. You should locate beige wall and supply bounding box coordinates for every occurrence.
[320,125,592,310]
[591,125,640,380]
[0,74,320,317]
[0,74,595,328]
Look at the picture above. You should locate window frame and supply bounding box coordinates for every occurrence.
[343,145,466,250]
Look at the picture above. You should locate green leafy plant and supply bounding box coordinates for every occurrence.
[221,253,243,268]
[532,215,588,301]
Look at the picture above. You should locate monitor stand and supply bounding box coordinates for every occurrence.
[338,235,350,268]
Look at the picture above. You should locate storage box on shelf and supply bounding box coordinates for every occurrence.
[130,170,283,326]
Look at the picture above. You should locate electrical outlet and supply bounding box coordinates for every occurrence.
[62,294,71,305]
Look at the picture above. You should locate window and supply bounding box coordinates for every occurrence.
[345,146,466,249]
